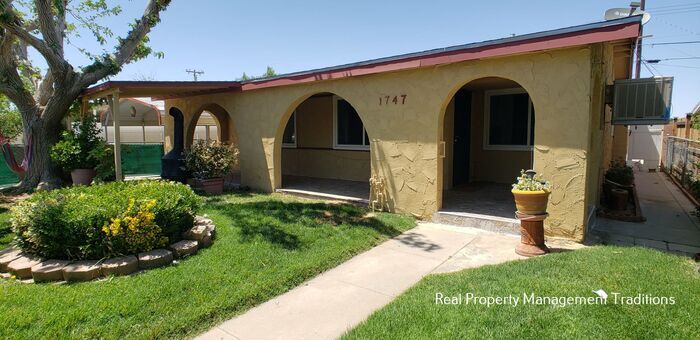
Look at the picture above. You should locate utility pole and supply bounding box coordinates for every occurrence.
[633,0,646,79]
[186,69,205,81]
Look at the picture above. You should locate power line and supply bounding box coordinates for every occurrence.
[647,1,700,10]
[645,57,700,62]
[652,63,700,69]
[643,40,700,46]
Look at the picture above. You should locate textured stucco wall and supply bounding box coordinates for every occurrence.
[166,46,601,240]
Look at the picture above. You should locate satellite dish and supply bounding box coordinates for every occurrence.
[604,8,651,24]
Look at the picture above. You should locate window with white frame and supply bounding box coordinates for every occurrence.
[334,97,369,150]
[484,88,534,151]
[282,111,296,148]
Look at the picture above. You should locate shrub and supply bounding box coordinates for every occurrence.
[605,160,634,186]
[11,180,201,260]
[50,113,111,171]
[184,140,239,179]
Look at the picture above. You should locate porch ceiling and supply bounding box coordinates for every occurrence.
[82,81,241,100]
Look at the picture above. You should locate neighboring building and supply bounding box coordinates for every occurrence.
[84,16,647,241]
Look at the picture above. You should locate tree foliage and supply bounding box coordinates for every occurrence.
[0,94,22,141]
[238,65,277,81]
[0,0,172,191]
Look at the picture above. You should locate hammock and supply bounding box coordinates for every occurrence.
[0,135,31,176]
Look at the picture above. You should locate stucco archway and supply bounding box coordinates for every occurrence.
[273,92,371,201]
[185,103,233,148]
[184,103,241,186]
[437,76,536,217]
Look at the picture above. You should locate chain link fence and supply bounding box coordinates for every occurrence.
[662,136,700,198]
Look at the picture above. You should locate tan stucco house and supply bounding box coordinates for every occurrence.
[84,16,644,242]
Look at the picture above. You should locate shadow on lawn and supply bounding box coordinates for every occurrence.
[215,200,403,250]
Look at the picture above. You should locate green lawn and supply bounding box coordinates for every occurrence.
[0,206,11,249]
[0,192,415,339]
[345,246,700,339]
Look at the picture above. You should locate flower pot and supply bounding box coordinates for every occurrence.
[71,168,96,186]
[610,188,629,211]
[195,177,224,195]
[512,189,550,215]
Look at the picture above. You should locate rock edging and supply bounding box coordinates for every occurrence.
[0,215,216,283]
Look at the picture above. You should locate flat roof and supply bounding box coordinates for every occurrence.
[84,16,641,99]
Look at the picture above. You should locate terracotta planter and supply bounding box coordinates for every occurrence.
[71,168,96,186]
[610,188,629,211]
[194,177,224,195]
[511,189,550,215]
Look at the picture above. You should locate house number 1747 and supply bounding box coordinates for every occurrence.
[379,95,407,105]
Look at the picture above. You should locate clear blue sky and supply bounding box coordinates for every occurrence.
[52,0,700,116]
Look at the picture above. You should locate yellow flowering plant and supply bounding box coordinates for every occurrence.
[102,198,168,256]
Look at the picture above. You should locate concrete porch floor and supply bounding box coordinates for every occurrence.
[441,182,516,219]
[278,175,370,203]
[592,171,700,256]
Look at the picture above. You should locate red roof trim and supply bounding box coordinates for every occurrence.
[241,21,639,91]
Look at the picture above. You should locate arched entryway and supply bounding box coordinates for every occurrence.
[185,103,241,186]
[275,92,371,202]
[439,77,535,218]
[185,103,232,147]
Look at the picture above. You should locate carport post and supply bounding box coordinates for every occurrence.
[108,92,123,181]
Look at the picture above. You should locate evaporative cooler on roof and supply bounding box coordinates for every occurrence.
[612,77,673,125]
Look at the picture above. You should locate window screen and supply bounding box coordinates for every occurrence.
[282,112,296,145]
[336,100,366,146]
[487,93,533,147]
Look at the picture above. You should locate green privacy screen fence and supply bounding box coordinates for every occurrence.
[120,144,164,176]
[0,144,164,186]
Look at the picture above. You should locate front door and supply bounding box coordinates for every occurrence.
[452,90,471,186]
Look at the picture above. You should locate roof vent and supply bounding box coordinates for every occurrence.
[612,77,673,125]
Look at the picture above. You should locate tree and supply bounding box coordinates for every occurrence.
[237,66,276,81]
[0,0,172,192]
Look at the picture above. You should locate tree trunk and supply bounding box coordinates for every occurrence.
[10,107,68,193]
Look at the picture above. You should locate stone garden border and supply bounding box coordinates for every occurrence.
[0,216,216,283]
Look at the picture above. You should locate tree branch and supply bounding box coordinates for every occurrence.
[0,28,38,123]
[34,0,63,57]
[0,0,66,71]
[79,0,171,87]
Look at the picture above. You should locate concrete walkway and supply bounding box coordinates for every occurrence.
[593,171,700,255]
[198,223,549,340]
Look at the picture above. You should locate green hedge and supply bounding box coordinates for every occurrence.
[11,180,201,260]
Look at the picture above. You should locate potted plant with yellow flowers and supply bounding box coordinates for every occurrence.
[512,169,551,215]
[512,169,552,257]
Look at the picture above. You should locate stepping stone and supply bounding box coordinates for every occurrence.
[8,255,43,279]
[32,260,71,282]
[101,255,139,277]
[199,231,213,248]
[184,225,208,242]
[168,240,198,259]
[206,224,217,239]
[195,216,213,226]
[62,261,101,282]
[138,249,173,269]
[0,248,22,272]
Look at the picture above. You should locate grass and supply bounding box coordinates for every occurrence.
[0,206,11,249]
[0,192,415,339]
[345,246,700,339]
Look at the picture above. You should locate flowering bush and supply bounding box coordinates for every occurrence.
[11,180,201,260]
[185,140,238,179]
[512,169,551,192]
[102,199,169,257]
